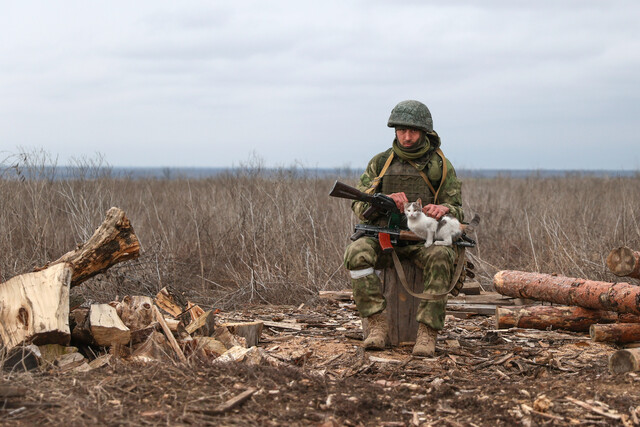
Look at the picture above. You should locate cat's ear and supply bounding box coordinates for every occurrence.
[416,198,422,207]
[403,201,410,209]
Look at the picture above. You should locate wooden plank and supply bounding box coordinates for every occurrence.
[449,292,523,305]
[318,291,353,301]
[152,305,186,363]
[445,304,497,316]
[262,320,303,331]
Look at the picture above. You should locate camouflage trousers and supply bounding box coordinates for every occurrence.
[343,237,456,330]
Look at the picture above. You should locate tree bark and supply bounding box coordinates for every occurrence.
[607,246,640,279]
[609,347,640,374]
[495,305,622,332]
[38,207,140,287]
[494,270,640,315]
[590,323,640,343]
[0,263,72,352]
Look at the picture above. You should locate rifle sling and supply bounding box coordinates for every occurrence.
[390,246,465,301]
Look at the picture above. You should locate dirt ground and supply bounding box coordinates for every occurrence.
[2,299,640,426]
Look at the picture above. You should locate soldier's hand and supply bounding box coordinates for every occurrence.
[388,192,409,212]
[423,204,449,220]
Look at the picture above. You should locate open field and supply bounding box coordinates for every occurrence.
[1,155,639,307]
[2,153,640,425]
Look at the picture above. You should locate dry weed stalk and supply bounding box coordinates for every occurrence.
[1,151,639,306]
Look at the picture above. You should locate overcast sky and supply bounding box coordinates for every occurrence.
[1,1,639,170]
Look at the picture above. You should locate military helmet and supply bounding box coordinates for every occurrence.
[387,100,433,132]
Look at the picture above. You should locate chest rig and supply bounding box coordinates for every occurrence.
[366,149,448,204]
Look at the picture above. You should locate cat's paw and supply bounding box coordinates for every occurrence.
[434,241,451,246]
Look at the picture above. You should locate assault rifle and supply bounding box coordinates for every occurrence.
[328,180,399,220]
[329,180,476,252]
[351,224,476,252]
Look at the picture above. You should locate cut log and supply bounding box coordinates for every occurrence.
[89,304,131,347]
[495,306,626,332]
[609,347,640,374]
[221,322,263,347]
[607,246,640,279]
[115,296,154,331]
[194,336,228,357]
[155,286,187,318]
[131,331,174,363]
[2,344,41,372]
[590,323,640,343]
[37,207,140,287]
[494,270,640,315]
[213,326,245,349]
[0,263,72,352]
[130,322,161,345]
[185,310,216,336]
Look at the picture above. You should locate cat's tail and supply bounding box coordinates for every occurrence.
[461,213,481,233]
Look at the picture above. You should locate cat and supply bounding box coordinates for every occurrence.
[404,199,471,248]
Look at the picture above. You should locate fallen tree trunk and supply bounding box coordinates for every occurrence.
[495,306,621,332]
[609,347,640,374]
[37,207,140,287]
[590,323,640,343]
[607,246,640,279]
[0,263,72,352]
[494,270,640,315]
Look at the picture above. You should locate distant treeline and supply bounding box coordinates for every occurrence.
[2,165,638,181]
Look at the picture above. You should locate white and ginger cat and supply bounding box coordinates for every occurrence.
[404,199,466,247]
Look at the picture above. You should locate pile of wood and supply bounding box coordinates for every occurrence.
[493,246,640,374]
[0,207,263,373]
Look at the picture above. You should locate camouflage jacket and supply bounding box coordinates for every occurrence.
[352,140,464,226]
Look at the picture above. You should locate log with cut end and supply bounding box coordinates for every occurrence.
[185,309,216,336]
[38,207,140,287]
[609,347,640,374]
[89,304,131,346]
[0,263,72,352]
[222,322,263,347]
[494,270,640,315]
[495,306,621,332]
[607,247,640,279]
[590,323,640,343]
[115,296,154,331]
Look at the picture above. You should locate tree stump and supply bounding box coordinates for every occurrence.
[363,260,424,345]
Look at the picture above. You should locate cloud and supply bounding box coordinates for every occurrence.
[0,1,639,169]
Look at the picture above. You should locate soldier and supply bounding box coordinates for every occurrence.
[343,100,464,356]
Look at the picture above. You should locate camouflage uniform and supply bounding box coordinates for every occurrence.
[343,130,464,331]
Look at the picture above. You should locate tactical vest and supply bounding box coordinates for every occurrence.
[380,153,443,204]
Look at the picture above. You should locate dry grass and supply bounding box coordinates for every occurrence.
[1,151,639,309]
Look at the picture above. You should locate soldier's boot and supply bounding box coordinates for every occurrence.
[412,322,438,356]
[363,312,389,350]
